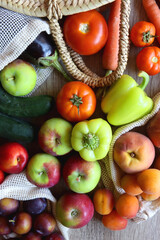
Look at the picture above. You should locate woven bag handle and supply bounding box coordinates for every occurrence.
[47,0,131,87]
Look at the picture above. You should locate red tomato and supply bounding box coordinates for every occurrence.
[130,21,156,47]
[56,81,96,122]
[63,10,108,55]
[0,142,28,174]
[136,46,160,75]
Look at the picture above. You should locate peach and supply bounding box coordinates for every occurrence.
[141,192,160,201]
[93,188,114,215]
[137,168,160,194]
[113,132,155,174]
[120,174,143,196]
[146,110,160,148]
[102,209,128,231]
[115,193,139,219]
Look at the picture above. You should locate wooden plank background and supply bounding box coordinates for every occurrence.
[1,0,160,240]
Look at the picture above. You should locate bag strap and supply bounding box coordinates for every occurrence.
[47,0,131,87]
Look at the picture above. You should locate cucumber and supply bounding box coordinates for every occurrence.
[0,112,34,143]
[0,86,54,118]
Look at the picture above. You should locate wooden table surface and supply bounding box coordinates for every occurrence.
[23,1,160,240]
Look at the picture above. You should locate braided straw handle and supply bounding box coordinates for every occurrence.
[0,0,131,87]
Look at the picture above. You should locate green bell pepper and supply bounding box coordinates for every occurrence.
[101,71,153,126]
[71,118,112,161]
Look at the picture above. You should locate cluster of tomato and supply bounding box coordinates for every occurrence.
[130,21,160,76]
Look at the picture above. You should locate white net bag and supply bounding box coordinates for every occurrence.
[0,7,53,93]
[100,92,160,223]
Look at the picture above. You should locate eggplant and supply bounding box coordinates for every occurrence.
[20,31,72,82]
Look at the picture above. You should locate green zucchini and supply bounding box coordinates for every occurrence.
[0,86,54,118]
[0,112,34,143]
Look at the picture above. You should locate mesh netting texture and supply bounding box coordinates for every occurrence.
[0,7,53,93]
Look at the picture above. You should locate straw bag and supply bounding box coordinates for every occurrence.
[0,0,131,87]
[100,92,160,223]
[0,171,70,240]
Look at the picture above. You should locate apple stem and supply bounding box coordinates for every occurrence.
[37,50,72,82]
[130,152,136,158]
[83,133,99,150]
[7,77,15,82]
[8,219,15,223]
[56,138,61,145]
[38,171,44,176]
[71,209,79,217]
[76,176,81,182]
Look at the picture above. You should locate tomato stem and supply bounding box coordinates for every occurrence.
[70,94,83,115]
[142,30,157,43]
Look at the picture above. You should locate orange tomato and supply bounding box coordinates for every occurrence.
[56,81,96,122]
[63,10,108,55]
[130,21,156,47]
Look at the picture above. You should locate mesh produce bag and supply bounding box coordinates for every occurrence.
[0,171,70,240]
[0,0,131,87]
[0,7,54,94]
[100,92,160,223]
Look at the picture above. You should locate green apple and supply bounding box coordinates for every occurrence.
[0,59,37,96]
[63,154,101,193]
[38,118,73,156]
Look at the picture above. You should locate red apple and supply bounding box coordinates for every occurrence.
[0,170,4,184]
[45,232,64,240]
[9,212,32,235]
[56,192,94,228]
[0,142,28,174]
[26,153,60,188]
[34,212,56,236]
[63,154,101,193]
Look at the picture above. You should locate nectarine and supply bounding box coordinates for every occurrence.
[113,132,155,174]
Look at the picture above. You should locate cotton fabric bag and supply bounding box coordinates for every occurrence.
[100,92,160,223]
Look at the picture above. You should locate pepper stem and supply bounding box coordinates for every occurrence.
[83,133,99,150]
[138,71,150,90]
[38,50,72,82]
